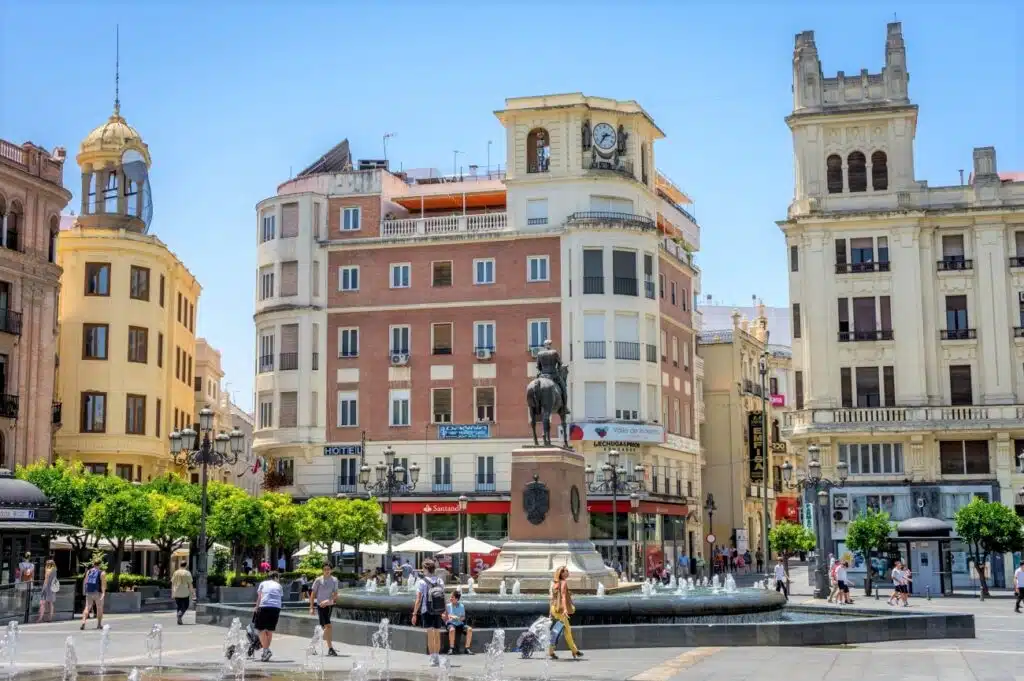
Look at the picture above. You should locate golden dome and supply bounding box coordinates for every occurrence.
[77,105,151,167]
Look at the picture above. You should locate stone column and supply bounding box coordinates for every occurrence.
[803,229,835,408]
[81,167,91,214]
[974,224,1014,403]
[116,165,127,215]
[891,224,929,405]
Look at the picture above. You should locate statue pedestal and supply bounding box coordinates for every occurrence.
[476,446,618,593]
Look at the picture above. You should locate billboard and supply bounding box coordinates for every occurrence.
[748,411,765,483]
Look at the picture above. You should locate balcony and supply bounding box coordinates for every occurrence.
[257,355,274,373]
[835,261,890,274]
[583,276,605,294]
[278,352,299,371]
[784,404,1024,437]
[838,329,895,342]
[52,401,61,426]
[614,341,641,361]
[940,328,976,341]
[937,258,973,272]
[380,212,508,239]
[646,343,658,363]
[613,277,638,296]
[475,477,496,493]
[0,394,18,419]
[0,309,22,336]
[644,281,656,299]
[566,211,656,232]
[336,479,358,494]
[583,341,606,359]
[432,478,453,494]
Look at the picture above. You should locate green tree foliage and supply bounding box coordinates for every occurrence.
[768,521,817,577]
[148,492,201,578]
[337,498,385,575]
[297,497,341,551]
[208,494,270,571]
[844,509,893,594]
[82,488,157,590]
[260,492,302,568]
[954,498,1024,596]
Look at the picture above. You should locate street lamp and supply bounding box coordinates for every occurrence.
[758,352,770,577]
[458,494,469,579]
[360,446,419,572]
[781,444,848,598]
[705,492,717,575]
[585,449,645,576]
[169,407,246,602]
[629,492,641,580]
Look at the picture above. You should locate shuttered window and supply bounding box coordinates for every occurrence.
[280,261,299,297]
[281,202,299,238]
[279,391,298,428]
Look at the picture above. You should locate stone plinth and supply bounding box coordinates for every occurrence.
[476,445,617,592]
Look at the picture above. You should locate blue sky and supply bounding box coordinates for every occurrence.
[3,1,1020,410]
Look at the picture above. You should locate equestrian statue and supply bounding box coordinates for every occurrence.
[526,339,570,448]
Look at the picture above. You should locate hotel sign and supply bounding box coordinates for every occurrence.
[324,445,363,457]
[748,411,765,483]
[437,424,491,440]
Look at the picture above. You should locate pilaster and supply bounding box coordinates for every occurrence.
[891,224,928,405]
[974,224,1015,403]
[909,434,926,479]
[803,229,834,408]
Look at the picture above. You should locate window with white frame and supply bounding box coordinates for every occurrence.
[432,388,453,423]
[258,393,274,429]
[341,206,361,231]
[615,381,640,420]
[527,255,549,282]
[258,332,275,372]
[390,263,411,289]
[260,213,276,243]
[661,330,667,359]
[389,389,410,426]
[338,327,359,358]
[339,266,359,291]
[475,387,495,422]
[526,199,548,225]
[528,319,550,349]
[646,384,658,422]
[672,398,681,434]
[671,336,679,365]
[474,258,495,285]
[390,325,410,355]
[259,266,275,300]
[474,321,496,351]
[584,382,607,418]
[337,391,358,427]
[837,443,905,475]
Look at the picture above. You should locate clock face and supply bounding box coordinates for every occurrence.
[593,123,616,150]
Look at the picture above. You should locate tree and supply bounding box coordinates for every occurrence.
[768,521,816,577]
[144,472,194,500]
[337,498,385,575]
[297,497,342,555]
[844,509,893,595]
[954,498,1024,596]
[208,493,270,571]
[82,488,157,590]
[148,492,201,578]
[261,492,302,568]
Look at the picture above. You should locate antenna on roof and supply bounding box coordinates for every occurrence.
[114,24,121,115]
[383,133,395,166]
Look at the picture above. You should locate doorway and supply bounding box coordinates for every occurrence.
[912,541,940,596]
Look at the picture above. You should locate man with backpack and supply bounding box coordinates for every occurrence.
[80,560,107,630]
[411,559,445,667]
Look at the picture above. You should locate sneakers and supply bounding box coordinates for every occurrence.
[429,654,440,667]
[462,648,474,655]
[260,649,273,662]
[327,648,339,657]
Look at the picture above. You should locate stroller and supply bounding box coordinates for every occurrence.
[515,616,563,658]
[225,616,262,660]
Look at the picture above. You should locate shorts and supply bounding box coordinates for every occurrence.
[837,580,849,593]
[85,592,103,607]
[419,612,443,629]
[447,621,467,631]
[254,607,281,632]
[317,605,333,626]
[895,584,908,594]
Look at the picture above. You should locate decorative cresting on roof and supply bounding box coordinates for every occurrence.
[0,469,51,508]
[77,108,151,168]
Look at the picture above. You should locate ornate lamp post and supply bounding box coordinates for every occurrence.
[458,494,469,578]
[781,445,848,598]
[360,446,419,571]
[629,492,641,580]
[169,407,246,602]
[585,449,645,574]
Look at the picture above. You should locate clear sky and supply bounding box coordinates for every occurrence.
[3,1,1020,410]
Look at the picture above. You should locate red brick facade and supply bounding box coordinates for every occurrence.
[658,254,696,440]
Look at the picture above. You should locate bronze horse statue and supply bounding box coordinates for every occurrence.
[526,374,569,448]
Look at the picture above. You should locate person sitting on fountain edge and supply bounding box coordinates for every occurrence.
[444,590,473,654]
[536,339,569,415]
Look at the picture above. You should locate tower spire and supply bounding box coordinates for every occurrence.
[114,24,120,116]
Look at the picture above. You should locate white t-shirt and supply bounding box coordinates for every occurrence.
[774,564,786,581]
[891,568,903,585]
[836,566,848,582]
[257,580,283,609]
[1014,567,1024,588]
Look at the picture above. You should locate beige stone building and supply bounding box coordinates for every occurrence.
[779,22,1024,591]
[0,139,71,468]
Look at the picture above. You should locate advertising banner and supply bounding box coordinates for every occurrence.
[569,421,665,444]
[748,411,765,483]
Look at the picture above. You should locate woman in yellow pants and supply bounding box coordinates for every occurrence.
[548,566,583,659]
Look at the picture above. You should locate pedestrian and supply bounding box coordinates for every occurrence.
[277,555,286,572]
[836,560,852,605]
[411,558,445,667]
[900,566,913,607]
[1013,562,1024,614]
[548,566,582,660]
[253,571,283,661]
[828,560,841,603]
[80,560,107,630]
[755,548,764,574]
[308,563,339,656]
[171,565,195,625]
[743,550,752,573]
[37,559,58,623]
[259,558,270,573]
[695,554,705,579]
[774,556,788,601]
[401,559,413,582]
[444,590,473,654]
[886,561,903,605]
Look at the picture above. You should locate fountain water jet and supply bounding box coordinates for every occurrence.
[596,583,606,598]
[483,629,505,681]
[510,580,521,597]
[387,582,399,596]
[145,624,163,671]
[305,624,326,676]
[369,618,391,681]
[498,580,507,597]
[62,637,77,681]
[98,624,111,675]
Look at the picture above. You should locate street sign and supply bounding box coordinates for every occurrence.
[706,533,716,544]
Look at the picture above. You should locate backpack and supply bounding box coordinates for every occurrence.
[85,568,102,592]
[425,578,445,615]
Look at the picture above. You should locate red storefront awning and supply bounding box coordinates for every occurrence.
[775,497,799,523]
[587,500,690,516]
[382,500,509,515]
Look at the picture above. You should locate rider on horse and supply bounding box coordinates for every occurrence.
[536,339,569,414]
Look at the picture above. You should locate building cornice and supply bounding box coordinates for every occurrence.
[328,296,561,315]
[779,203,1024,230]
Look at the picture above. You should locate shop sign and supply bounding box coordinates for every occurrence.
[0,508,34,520]
[383,500,510,515]
[748,412,765,483]
[323,444,362,457]
[593,441,641,454]
[770,394,785,407]
[437,424,491,440]
[770,441,787,453]
[569,421,665,444]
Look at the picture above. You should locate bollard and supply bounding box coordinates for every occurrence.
[875,586,880,600]
[926,585,931,601]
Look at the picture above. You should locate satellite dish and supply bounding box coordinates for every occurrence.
[121,149,153,232]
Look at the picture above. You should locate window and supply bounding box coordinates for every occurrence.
[312,260,321,297]
[945,295,969,334]
[644,253,655,299]
[275,458,295,485]
[942,235,966,261]
[477,455,496,490]
[847,151,867,192]
[850,237,874,264]
[671,336,679,365]
[660,330,667,359]
[389,389,411,426]
[313,202,322,239]
[878,236,889,263]
[85,263,110,296]
[883,365,896,406]
[474,321,495,351]
[337,456,359,489]
[474,258,495,285]
[125,394,146,435]
[338,328,358,358]
[790,245,799,272]
[390,263,411,289]
[279,392,298,428]
[680,288,688,311]
[792,303,801,339]
[527,256,549,282]
[769,377,779,395]
[840,367,853,408]
[433,457,452,489]
[429,322,453,355]
[852,297,876,338]
[583,249,604,294]
[335,268,358,296]
[82,324,109,359]
[838,443,904,475]
[177,293,182,322]
[949,365,973,405]
[155,399,161,438]
[526,128,550,173]
[584,382,607,419]
[337,391,358,427]
[646,384,658,422]
[259,333,275,372]
[80,392,107,433]
[855,367,880,407]
[475,386,495,422]
[281,202,299,238]
[258,394,273,429]
[672,399,681,435]
[826,154,843,193]
[260,212,276,242]
[795,371,804,410]
[432,388,453,423]
[871,151,888,191]
[195,376,202,393]
[129,266,150,301]
[341,206,361,231]
[526,199,548,226]
[390,325,410,355]
[259,266,275,300]
[939,440,990,475]
[432,261,453,287]
[127,326,148,363]
[159,275,165,307]
[528,319,550,349]
[614,381,640,420]
[280,261,298,297]
[612,249,638,296]
[115,464,133,481]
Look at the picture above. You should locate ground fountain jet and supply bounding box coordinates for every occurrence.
[305,625,326,677]
[145,624,163,671]
[596,583,606,598]
[511,580,521,597]
[369,619,391,681]
[61,637,77,681]
[483,629,505,681]
[498,580,507,597]
[364,579,378,594]
[388,582,399,596]
[1,621,19,676]
[724,574,738,593]
[98,625,111,675]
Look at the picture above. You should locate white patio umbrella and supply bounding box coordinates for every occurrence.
[437,537,499,555]
[393,536,445,554]
[359,542,390,555]
[292,542,355,557]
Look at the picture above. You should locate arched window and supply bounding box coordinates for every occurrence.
[847,152,867,192]
[87,173,97,212]
[526,128,550,174]
[49,215,60,264]
[826,154,843,194]
[4,201,21,252]
[871,151,888,191]
[103,171,119,212]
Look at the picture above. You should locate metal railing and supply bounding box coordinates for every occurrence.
[940,328,976,340]
[583,341,606,359]
[613,277,638,296]
[475,478,497,492]
[583,276,605,294]
[1010,256,1024,268]
[835,261,891,274]
[0,308,22,336]
[644,280,656,299]
[278,352,299,370]
[614,341,641,361]
[566,211,655,231]
[336,480,358,494]
[838,329,895,342]
[937,258,973,271]
[0,394,18,419]
[646,344,658,363]
[432,478,453,493]
[258,355,274,373]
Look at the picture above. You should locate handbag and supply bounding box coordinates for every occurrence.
[549,619,565,646]
[51,579,61,593]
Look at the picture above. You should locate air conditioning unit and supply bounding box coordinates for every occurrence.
[390,353,409,366]
[832,509,849,523]
[833,495,849,509]
[530,347,541,358]
[475,348,493,360]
